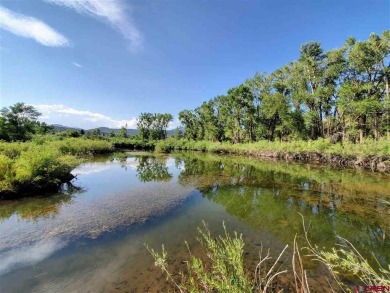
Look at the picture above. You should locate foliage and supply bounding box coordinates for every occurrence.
[148,221,390,292]
[308,237,390,291]
[178,31,390,143]
[135,156,173,182]
[147,225,261,292]
[137,112,173,140]
[0,102,53,141]
[155,137,389,158]
[0,138,113,194]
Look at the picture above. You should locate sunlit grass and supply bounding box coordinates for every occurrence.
[147,221,390,292]
[155,138,390,158]
[0,138,113,194]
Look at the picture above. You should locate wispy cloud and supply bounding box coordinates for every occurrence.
[72,61,83,68]
[45,0,142,50]
[0,6,70,47]
[34,104,138,128]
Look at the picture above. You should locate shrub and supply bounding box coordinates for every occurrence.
[0,137,112,194]
[147,221,389,292]
[147,222,288,293]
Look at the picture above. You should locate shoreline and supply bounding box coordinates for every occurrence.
[209,149,390,172]
[152,139,390,173]
[1,140,389,199]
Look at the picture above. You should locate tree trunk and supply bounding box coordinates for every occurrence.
[358,115,366,144]
[386,77,390,140]
[319,103,324,138]
[373,113,379,140]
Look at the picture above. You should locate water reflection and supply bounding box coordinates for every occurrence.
[174,152,390,266]
[0,183,84,221]
[0,239,66,276]
[0,152,389,292]
[0,155,174,223]
[134,156,173,182]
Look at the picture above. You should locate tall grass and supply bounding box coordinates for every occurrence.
[146,222,287,293]
[111,137,157,150]
[147,221,390,293]
[0,138,113,195]
[155,138,390,159]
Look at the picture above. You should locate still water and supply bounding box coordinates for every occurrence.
[0,152,389,292]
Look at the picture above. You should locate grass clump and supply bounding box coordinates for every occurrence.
[0,137,114,195]
[147,221,390,292]
[146,222,288,293]
[49,137,114,155]
[13,147,79,189]
[305,232,390,290]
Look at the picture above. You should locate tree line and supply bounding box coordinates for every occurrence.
[179,31,390,143]
[2,31,389,144]
[0,103,174,142]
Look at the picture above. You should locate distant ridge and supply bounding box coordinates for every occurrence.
[51,124,182,136]
[52,124,82,131]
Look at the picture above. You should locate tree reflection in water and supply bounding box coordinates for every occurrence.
[0,183,85,221]
[134,156,173,182]
[173,152,390,268]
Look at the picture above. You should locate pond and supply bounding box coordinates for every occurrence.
[0,152,389,292]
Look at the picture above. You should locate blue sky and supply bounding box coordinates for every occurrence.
[0,0,389,129]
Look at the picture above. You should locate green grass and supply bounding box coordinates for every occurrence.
[155,138,390,159]
[0,138,114,195]
[1,135,388,195]
[110,137,157,150]
[146,222,271,292]
[147,221,390,292]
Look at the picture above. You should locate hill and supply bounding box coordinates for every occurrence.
[51,125,181,136]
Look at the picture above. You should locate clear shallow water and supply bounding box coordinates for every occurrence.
[0,152,389,292]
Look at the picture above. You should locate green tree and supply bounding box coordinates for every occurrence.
[0,102,41,141]
[118,124,128,138]
[34,122,53,135]
[179,109,200,140]
[137,113,173,140]
[173,127,183,139]
[137,112,154,140]
[338,32,390,142]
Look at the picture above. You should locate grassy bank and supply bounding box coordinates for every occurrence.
[110,138,156,150]
[155,138,390,171]
[1,135,388,197]
[0,138,113,197]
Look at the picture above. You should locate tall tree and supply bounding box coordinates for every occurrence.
[179,109,200,140]
[338,32,390,142]
[0,102,41,141]
[137,112,173,140]
[118,124,128,138]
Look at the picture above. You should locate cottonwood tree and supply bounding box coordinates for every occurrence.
[179,31,390,144]
[0,102,42,141]
[137,112,173,140]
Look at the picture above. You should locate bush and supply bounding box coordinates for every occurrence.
[147,221,390,292]
[154,138,390,158]
[0,137,113,194]
[146,222,255,292]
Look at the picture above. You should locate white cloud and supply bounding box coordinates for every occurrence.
[34,104,138,129]
[0,6,70,47]
[45,0,142,50]
[168,119,180,130]
[0,239,66,276]
[72,62,82,68]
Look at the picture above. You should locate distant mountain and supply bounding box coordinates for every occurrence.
[89,127,138,136]
[52,124,82,132]
[51,125,182,137]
